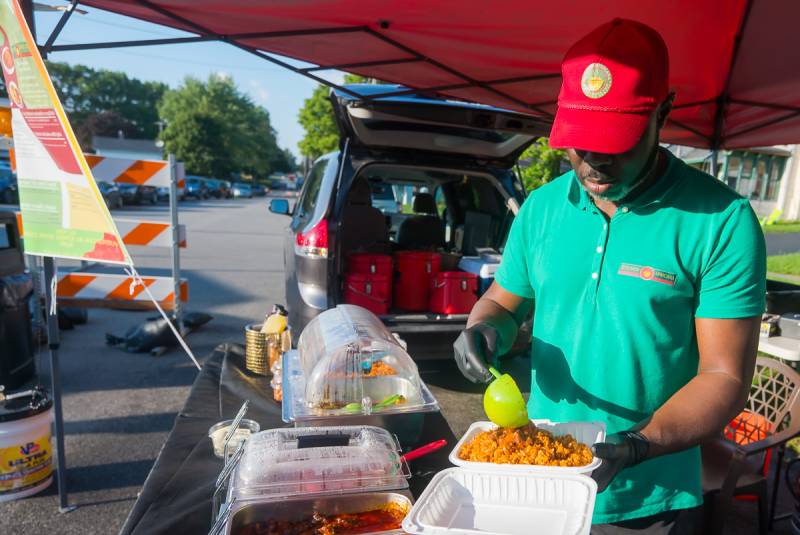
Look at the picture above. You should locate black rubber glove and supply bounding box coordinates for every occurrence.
[591,430,650,493]
[453,323,498,384]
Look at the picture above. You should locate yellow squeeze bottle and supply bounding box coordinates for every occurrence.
[261,304,288,334]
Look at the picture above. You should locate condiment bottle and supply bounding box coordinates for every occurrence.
[261,304,288,334]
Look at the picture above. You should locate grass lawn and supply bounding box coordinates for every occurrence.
[767,253,800,277]
[763,221,800,234]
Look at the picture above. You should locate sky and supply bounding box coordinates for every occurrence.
[33,1,347,158]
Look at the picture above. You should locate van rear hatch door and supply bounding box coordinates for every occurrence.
[331,84,550,168]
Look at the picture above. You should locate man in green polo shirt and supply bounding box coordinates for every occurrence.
[453,19,765,534]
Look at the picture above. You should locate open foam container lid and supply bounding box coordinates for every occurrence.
[402,467,596,535]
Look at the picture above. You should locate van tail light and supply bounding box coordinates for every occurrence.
[295,219,328,258]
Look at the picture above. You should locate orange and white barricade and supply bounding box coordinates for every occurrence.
[57,272,188,311]
[115,219,186,248]
[15,213,186,249]
[85,155,185,188]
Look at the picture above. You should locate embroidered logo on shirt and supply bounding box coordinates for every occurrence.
[618,263,676,286]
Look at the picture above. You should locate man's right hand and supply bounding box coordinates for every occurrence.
[453,323,499,384]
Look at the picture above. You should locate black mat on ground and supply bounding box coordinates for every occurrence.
[120,343,457,535]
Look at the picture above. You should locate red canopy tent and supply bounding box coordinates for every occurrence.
[43,1,800,150]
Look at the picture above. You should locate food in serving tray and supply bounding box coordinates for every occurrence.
[458,422,593,467]
[236,501,408,535]
[315,393,407,412]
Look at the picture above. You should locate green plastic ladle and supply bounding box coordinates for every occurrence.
[483,367,529,428]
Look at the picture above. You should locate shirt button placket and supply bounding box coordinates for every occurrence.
[591,214,609,298]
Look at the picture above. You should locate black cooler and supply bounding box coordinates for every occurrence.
[0,210,35,389]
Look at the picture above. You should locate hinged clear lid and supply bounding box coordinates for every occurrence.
[296,305,427,416]
[228,426,410,500]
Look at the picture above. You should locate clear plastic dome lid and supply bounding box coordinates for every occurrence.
[229,426,409,499]
[298,305,425,415]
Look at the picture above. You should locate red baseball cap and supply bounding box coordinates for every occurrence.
[549,19,669,155]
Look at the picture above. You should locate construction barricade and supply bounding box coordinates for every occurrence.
[56,272,188,311]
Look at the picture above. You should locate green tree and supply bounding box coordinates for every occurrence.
[297,84,340,161]
[297,74,372,160]
[517,138,567,191]
[159,74,283,179]
[161,112,229,178]
[43,62,167,148]
[270,147,297,173]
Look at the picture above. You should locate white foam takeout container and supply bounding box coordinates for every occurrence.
[402,467,596,535]
[449,420,606,475]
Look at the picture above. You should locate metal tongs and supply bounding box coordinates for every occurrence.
[0,385,46,405]
[209,400,252,534]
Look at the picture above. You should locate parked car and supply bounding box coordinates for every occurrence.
[98,181,123,209]
[204,178,230,199]
[0,171,18,205]
[184,176,209,200]
[118,183,158,205]
[269,179,287,191]
[220,180,233,199]
[203,178,220,198]
[269,84,546,358]
[232,182,253,198]
[370,183,401,214]
[251,183,268,197]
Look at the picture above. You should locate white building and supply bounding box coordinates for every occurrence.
[670,145,798,221]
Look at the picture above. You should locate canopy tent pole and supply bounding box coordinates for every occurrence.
[43,257,75,513]
[710,150,719,178]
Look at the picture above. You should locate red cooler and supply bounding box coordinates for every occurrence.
[394,251,441,311]
[343,273,391,315]
[429,272,478,314]
[347,253,393,276]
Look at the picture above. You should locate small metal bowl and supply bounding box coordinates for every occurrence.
[208,418,260,459]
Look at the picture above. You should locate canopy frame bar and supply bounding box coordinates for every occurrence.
[303,57,420,73]
[666,118,712,143]
[123,0,365,99]
[725,109,800,144]
[49,35,211,52]
[355,72,561,101]
[711,0,754,149]
[730,99,800,113]
[672,98,716,110]
[362,27,553,118]
[41,0,79,56]
[46,26,385,53]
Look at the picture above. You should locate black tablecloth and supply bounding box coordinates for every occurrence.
[120,344,458,535]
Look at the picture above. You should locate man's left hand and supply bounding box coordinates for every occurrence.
[591,431,650,492]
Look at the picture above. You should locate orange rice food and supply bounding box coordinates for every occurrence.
[362,360,396,377]
[458,422,593,467]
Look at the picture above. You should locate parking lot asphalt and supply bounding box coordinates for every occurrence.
[0,196,793,534]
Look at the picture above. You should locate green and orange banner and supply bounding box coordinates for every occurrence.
[0,0,129,264]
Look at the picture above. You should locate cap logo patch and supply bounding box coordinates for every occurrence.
[581,63,612,99]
